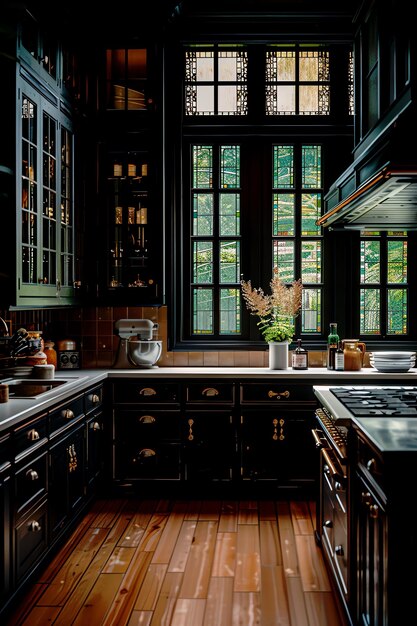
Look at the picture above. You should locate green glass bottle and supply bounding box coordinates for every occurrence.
[327,322,339,370]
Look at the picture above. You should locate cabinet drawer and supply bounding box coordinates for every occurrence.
[186,383,235,404]
[114,443,181,480]
[113,382,180,404]
[49,395,84,436]
[14,414,48,460]
[84,385,103,414]
[114,409,181,441]
[15,498,48,582]
[15,451,48,516]
[240,383,315,404]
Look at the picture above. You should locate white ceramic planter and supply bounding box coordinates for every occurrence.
[268,341,289,369]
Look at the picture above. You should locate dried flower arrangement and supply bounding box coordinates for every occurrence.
[241,269,303,343]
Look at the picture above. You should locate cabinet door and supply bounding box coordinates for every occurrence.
[16,78,76,307]
[183,411,235,482]
[86,411,105,492]
[49,424,85,541]
[241,410,316,488]
[0,462,11,604]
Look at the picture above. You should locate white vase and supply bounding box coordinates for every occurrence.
[268,341,289,369]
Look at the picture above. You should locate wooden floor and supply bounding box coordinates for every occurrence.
[6,498,348,626]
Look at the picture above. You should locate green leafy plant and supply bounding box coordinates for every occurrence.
[241,269,303,343]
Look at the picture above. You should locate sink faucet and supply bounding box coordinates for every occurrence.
[0,317,9,336]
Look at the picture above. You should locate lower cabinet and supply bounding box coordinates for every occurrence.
[0,433,11,605]
[14,498,48,584]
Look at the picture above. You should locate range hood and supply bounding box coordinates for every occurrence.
[318,166,417,231]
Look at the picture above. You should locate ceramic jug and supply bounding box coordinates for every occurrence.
[342,339,366,371]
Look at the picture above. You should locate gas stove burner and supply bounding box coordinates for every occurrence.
[330,386,417,418]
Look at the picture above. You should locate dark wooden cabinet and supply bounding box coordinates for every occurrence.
[0,433,11,605]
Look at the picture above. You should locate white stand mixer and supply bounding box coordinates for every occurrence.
[113,319,162,369]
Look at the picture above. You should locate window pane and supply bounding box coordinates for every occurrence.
[193,146,212,188]
[302,145,321,188]
[267,85,296,114]
[218,85,247,115]
[273,240,295,282]
[302,288,321,333]
[220,288,241,334]
[195,85,215,115]
[387,289,407,334]
[266,50,296,81]
[273,146,294,188]
[221,145,240,188]
[220,241,240,283]
[193,288,213,334]
[220,194,240,236]
[193,194,213,236]
[301,241,321,283]
[299,51,330,82]
[273,194,295,236]
[387,240,407,283]
[193,241,213,283]
[218,50,248,81]
[360,288,380,334]
[301,193,321,235]
[360,240,380,283]
[185,50,214,81]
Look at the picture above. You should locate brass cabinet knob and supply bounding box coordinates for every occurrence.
[335,545,344,556]
[26,469,39,481]
[138,448,156,458]
[27,429,40,441]
[324,519,333,528]
[29,521,41,532]
[139,415,156,424]
[91,394,100,404]
[201,387,219,397]
[62,409,74,419]
[139,387,157,396]
[92,421,101,431]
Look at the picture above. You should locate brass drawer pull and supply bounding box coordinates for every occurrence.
[139,387,157,396]
[201,387,219,397]
[29,521,41,532]
[68,444,78,472]
[139,415,156,424]
[92,421,101,431]
[139,448,156,458]
[26,469,39,481]
[91,394,100,404]
[188,418,194,441]
[268,390,290,399]
[62,409,74,420]
[27,429,40,441]
[272,418,285,441]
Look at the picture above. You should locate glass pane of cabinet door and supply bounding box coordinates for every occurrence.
[17,78,76,306]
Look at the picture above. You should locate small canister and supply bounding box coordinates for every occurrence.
[0,383,9,403]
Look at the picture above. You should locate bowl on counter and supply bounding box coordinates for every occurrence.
[127,340,162,368]
[370,351,416,373]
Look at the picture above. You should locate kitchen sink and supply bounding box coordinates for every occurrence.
[5,377,81,399]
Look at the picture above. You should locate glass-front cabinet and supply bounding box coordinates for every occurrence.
[16,77,76,307]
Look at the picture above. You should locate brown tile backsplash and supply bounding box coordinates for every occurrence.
[0,305,341,369]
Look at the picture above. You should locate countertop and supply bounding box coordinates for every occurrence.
[1,365,416,433]
[314,385,417,453]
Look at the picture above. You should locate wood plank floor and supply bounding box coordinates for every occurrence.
[6,498,348,626]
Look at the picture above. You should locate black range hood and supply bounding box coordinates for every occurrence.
[318,165,417,231]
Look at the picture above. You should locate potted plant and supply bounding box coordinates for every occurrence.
[241,268,303,369]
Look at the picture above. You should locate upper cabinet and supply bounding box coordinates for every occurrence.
[0,6,82,308]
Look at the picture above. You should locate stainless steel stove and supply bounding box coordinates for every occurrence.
[330,386,417,417]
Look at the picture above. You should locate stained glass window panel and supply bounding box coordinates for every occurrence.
[273,146,294,188]
[302,146,321,188]
[220,288,241,334]
[273,194,295,236]
[221,146,240,188]
[185,50,214,82]
[301,241,321,283]
[193,194,213,236]
[301,193,321,235]
[266,50,296,81]
[267,85,296,115]
[219,194,240,236]
[387,289,407,334]
[193,146,212,188]
[301,288,321,333]
[360,240,380,283]
[360,288,380,334]
[193,241,213,283]
[273,240,295,282]
[218,51,248,81]
[348,50,354,116]
[387,240,407,283]
[299,51,330,82]
[193,288,213,334]
[220,241,240,283]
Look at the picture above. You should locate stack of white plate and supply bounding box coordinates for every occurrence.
[370,351,416,372]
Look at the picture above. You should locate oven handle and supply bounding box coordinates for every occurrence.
[311,428,326,448]
[322,448,344,480]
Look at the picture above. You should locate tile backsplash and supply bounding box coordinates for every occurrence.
[1,305,341,368]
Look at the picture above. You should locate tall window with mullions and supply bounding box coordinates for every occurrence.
[191,144,242,336]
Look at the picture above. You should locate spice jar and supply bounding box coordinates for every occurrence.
[44,341,57,368]
[0,383,9,403]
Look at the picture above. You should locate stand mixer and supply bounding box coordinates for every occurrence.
[113,319,162,369]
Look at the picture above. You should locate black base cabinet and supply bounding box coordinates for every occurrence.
[0,382,105,621]
[110,379,318,497]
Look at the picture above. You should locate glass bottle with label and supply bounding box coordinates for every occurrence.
[292,338,308,370]
[327,322,339,370]
[335,341,345,371]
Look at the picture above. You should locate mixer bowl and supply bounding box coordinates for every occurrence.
[127,340,162,368]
